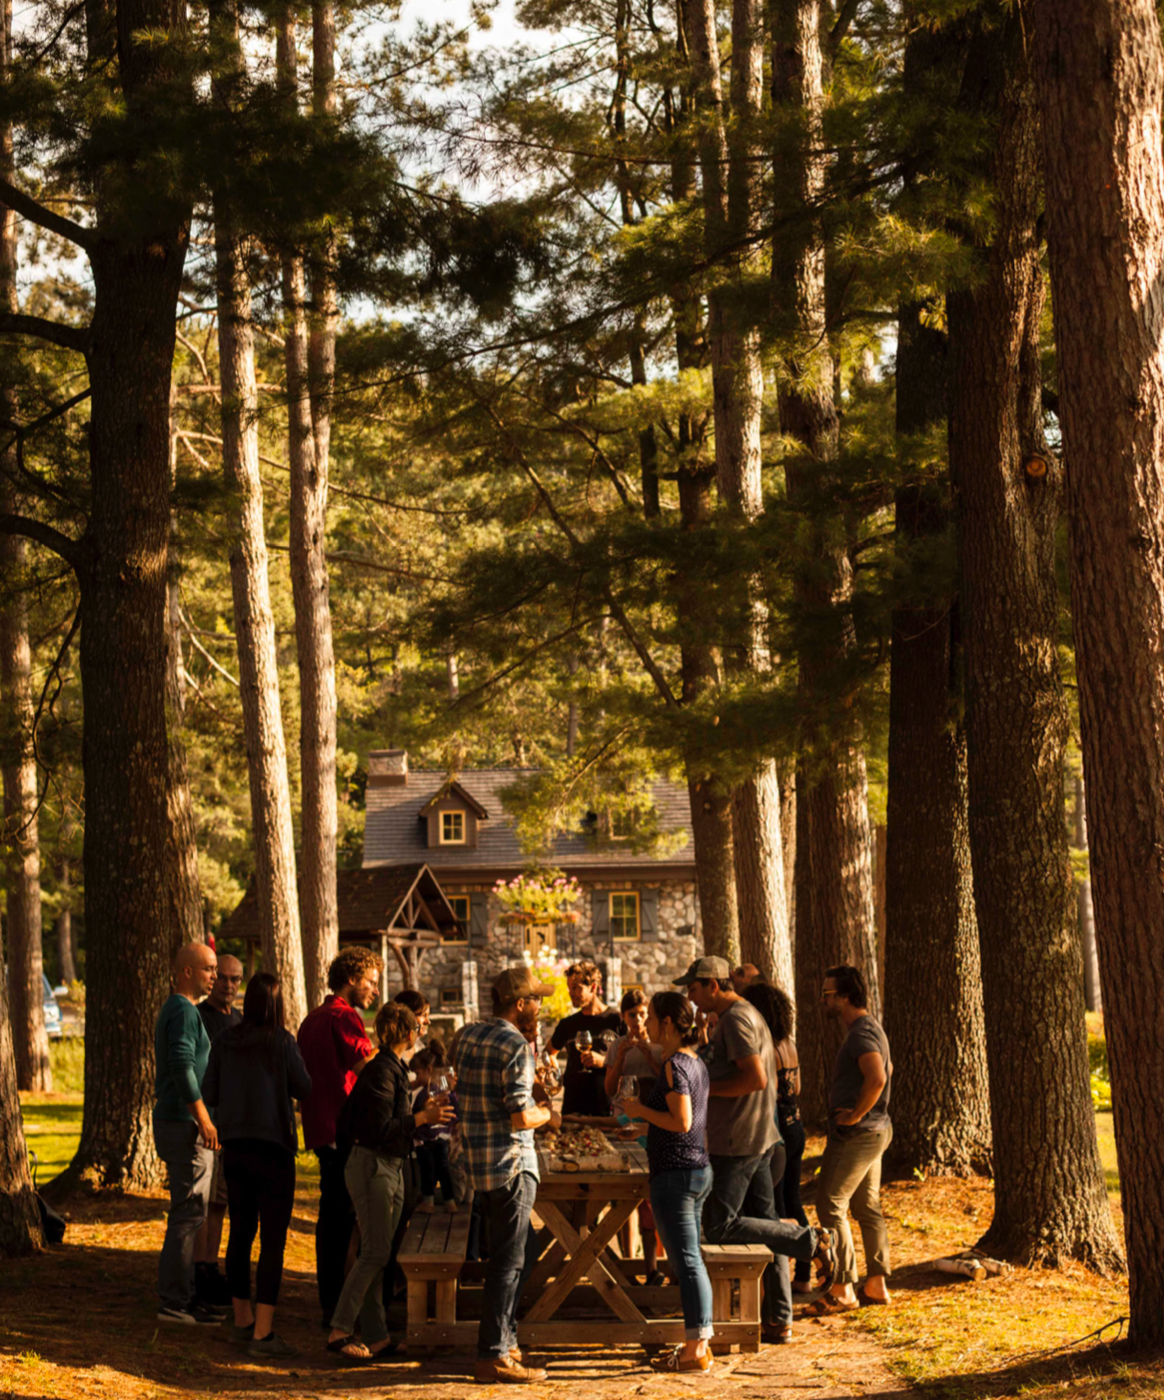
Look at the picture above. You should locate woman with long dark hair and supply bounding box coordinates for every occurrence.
[203,972,312,1359]
[620,991,714,1373]
[742,981,811,1292]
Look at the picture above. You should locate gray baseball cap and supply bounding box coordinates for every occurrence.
[672,956,732,986]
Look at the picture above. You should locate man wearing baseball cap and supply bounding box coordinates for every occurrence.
[453,967,561,1383]
[675,956,834,1344]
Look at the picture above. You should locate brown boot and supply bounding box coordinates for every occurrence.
[474,1356,548,1384]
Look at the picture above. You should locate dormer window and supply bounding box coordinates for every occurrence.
[440,811,466,845]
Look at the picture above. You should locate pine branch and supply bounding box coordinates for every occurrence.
[0,312,89,354]
[830,0,862,49]
[0,177,94,251]
[0,512,82,568]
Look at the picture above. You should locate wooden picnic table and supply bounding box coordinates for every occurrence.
[400,1141,771,1354]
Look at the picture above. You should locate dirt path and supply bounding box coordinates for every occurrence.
[0,1188,907,1400]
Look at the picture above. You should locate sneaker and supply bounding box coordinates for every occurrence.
[474,1356,548,1384]
[248,1332,300,1360]
[220,1317,255,1346]
[157,1303,221,1326]
[195,1263,233,1307]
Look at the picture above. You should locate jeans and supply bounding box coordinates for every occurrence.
[155,1117,213,1311]
[331,1146,405,1346]
[417,1140,455,1203]
[223,1139,296,1307]
[314,1144,354,1320]
[816,1123,892,1283]
[649,1167,714,1340]
[705,1148,818,1331]
[775,1117,811,1283]
[477,1171,540,1359]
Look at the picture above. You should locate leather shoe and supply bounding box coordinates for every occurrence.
[474,1357,548,1384]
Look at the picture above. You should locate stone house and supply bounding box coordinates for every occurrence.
[362,749,702,1016]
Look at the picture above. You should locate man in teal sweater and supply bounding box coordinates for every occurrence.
[154,941,220,1324]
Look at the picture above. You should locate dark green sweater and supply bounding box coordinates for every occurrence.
[154,994,211,1122]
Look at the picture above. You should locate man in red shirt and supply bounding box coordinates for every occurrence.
[298,947,383,1326]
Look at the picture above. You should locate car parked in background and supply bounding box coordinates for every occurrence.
[42,975,62,1039]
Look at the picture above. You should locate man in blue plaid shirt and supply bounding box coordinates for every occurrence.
[453,966,560,1384]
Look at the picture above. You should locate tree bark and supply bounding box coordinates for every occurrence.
[0,949,41,1254]
[213,15,307,1030]
[0,0,50,1095]
[1073,776,1101,1014]
[883,122,992,1186]
[949,11,1120,1268]
[281,6,339,1010]
[772,0,877,1116]
[163,545,203,952]
[1030,0,1164,1333]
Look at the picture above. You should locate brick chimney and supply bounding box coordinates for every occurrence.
[367,749,408,787]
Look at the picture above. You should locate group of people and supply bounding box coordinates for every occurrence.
[151,940,893,1383]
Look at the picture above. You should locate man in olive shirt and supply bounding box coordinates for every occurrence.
[154,941,220,1324]
[680,957,833,1343]
[812,964,893,1312]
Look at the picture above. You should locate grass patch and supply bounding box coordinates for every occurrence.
[19,1095,83,1186]
[49,1035,85,1093]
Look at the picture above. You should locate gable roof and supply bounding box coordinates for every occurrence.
[363,768,696,873]
[418,781,490,820]
[218,862,460,943]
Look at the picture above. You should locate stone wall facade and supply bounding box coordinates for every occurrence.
[379,877,702,1023]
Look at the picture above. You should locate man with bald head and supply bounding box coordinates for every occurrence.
[154,941,221,1324]
[731,964,762,996]
[192,954,243,1308]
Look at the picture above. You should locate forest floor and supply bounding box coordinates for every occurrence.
[4,1101,1153,1400]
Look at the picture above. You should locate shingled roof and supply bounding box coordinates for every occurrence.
[362,763,696,872]
[219,862,460,943]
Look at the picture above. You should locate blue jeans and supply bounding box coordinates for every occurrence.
[477,1172,540,1359]
[705,1149,818,1331]
[650,1167,714,1340]
[154,1117,213,1311]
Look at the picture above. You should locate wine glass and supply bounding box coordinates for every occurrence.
[617,1074,639,1105]
[600,1029,619,1050]
[430,1068,451,1098]
[574,1029,593,1054]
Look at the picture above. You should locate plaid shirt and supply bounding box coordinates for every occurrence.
[452,1017,539,1192]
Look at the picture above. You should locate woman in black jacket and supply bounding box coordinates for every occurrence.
[203,973,312,1360]
[326,1000,454,1363]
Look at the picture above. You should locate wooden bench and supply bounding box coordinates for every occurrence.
[397,1210,471,1352]
[701,1243,771,1353]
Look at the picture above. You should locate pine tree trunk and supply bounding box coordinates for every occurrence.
[0,51,50,1094]
[279,6,339,1010]
[56,901,76,986]
[949,13,1120,1269]
[0,946,41,1254]
[883,285,991,1177]
[1072,774,1101,1015]
[685,0,789,979]
[772,0,876,1111]
[1031,0,1164,1333]
[163,567,203,952]
[212,84,307,1030]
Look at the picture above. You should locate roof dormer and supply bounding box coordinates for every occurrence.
[419,782,489,850]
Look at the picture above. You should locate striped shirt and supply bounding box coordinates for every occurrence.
[452,1018,539,1192]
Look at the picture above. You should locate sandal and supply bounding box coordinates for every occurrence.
[805,1293,859,1317]
[857,1287,889,1307]
[326,1335,375,1364]
[645,1270,668,1288]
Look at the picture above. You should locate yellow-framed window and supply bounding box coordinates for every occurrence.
[610,891,640,941]
[440,810,466,844]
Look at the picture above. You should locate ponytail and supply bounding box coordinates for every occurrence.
[650,991,700,1048]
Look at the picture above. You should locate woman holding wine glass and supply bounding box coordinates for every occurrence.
[618,991,714,1373]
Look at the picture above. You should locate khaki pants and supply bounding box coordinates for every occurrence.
[816,1123,892,1283]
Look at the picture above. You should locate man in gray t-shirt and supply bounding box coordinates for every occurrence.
[810,964,893,1316]
[677,957,833,1343]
